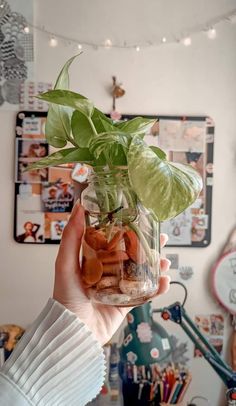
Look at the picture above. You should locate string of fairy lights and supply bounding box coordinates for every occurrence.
[2,1,236,51]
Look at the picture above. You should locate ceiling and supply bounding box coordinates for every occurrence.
[35,0,236,46]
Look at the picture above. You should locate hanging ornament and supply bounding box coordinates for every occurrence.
[110,76,125,121]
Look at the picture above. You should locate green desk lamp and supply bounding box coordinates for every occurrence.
[120,301,172,366]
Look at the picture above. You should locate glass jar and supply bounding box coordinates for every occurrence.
[81,168,160,307]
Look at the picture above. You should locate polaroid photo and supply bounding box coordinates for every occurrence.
[17,139,48,159]
[158,119,182,151]
[16,195,44,243]
[50,220,67,240]
[194,315,210,336]
[192,214,208,230]
[42,182,74,213]
[172,151,204,179]
[44,212,70,239]
[161,208,192,246]
[159,119,206,153]
[209,314,224,336]
[48,167,73,184]
[181,121,206,153]
[16,139,49,183]
[21,116,46,139]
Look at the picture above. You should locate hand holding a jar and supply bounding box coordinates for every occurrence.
[53,202,171,346]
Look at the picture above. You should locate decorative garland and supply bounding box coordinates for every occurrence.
[1,0,236,50]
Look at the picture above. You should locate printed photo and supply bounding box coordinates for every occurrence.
[195,315,210,335]
[44,212,70,239]
[171,151,204,180]
[17,139,48,159]
[209,314,224,336]
[159,119,206,152]
[51,221,67,240]
[16,139,49,183]
[42,182,74,213]
[192,214,208,230]
[17,160,48,183]
[48,167,73,184]
[194,314,224,357]
[194,338,223,357]
[16,195,44,243]
[161,208,192,246]
[20,116,46,139]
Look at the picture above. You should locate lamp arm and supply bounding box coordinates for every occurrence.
[153,302,236,392]
[182,308,231,373]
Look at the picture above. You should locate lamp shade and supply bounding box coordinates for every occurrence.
[120,302,172,366]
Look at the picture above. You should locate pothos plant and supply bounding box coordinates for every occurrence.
[28,54,202,223]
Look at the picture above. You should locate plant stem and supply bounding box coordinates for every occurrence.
[88,117,99,136]
[129,222,155,267]
[67,134,78,147]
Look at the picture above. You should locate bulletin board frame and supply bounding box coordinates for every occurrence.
[14,111,214,247]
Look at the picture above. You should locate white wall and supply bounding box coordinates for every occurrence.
[0,1,236,404]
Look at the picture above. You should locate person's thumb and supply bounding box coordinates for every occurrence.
[56,202,85,272]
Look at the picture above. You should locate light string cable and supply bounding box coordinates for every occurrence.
[16,7,236,50]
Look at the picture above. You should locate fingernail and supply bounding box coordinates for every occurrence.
[162,233,169,242]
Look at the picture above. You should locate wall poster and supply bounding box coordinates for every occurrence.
[0,0,34,109]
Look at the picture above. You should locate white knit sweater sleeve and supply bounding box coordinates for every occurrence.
[0,298,105,406]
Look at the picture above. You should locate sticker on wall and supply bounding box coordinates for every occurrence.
[179,266,194,280]
[194,314,225,357]
[20,82,52,111]
[166,254,179,269]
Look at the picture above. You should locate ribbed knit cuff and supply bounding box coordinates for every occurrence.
[1,298,105,406]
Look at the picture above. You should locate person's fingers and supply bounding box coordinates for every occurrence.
[160,233,168,248]
[160,257,171,272]
[56,202,85,271]
[156,275,171,295]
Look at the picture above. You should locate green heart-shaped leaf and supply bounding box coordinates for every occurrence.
[54,53,81,89]
[26,147,93,171]
[71,110,95,147]
[91,110,114,133]
[127,137,203,221]
[38,89,94,117]
[115,117,157,135]
[150,145,167,160]
[45,54,81,147]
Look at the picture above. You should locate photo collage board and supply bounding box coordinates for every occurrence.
[14,112,214,246]
[126,114,214,248]
[14,111,87,244]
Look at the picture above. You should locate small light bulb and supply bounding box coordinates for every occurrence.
[182,36,191,46]
[23,26,30,34]
[207,27,216,39]
[104,38,112,49]
[162,37,167,43]
[135,45,140,52]
[49,37,58,47]
[0,3,4,8]
[77,44,82,50]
